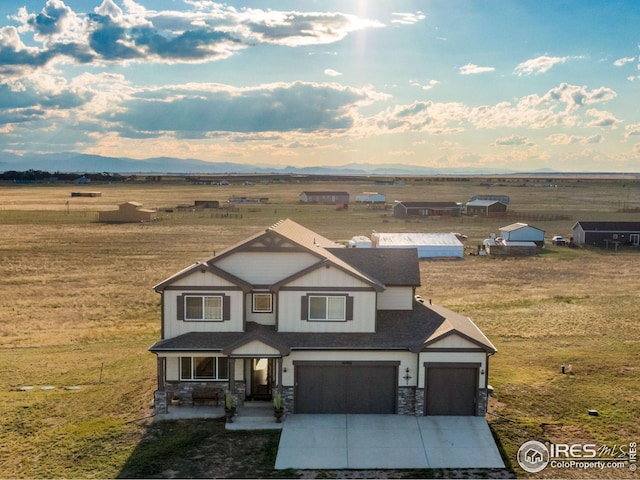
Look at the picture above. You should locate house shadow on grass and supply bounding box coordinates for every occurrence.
[117,417,288,479]
[118,416,515,479]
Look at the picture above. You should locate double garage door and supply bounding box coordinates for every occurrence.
[294,361,479,415]
[295,362,397,414]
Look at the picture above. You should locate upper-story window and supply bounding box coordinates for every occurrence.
[185,295,222,321]
[252,293,273,313]
[300,294,353,322]
[309,295,346,321]
[177,293,231,322]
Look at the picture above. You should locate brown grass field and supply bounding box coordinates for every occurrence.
[0,177,638,478]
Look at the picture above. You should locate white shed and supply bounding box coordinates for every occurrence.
[371,232,463,258]
[355,192,386,203]
[499,223,545,246]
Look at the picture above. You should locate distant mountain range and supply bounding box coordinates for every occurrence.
[0,150,567,176]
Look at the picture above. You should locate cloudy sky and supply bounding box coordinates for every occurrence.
[1,0,639,172]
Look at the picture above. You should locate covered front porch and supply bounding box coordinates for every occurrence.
[154,400,285,430]
[154,352,286,412]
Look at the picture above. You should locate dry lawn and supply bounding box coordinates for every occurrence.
[0,178,638,478]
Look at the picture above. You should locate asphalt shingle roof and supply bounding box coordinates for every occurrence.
[149,300,496,354]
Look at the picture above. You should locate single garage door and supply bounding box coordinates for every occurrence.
[425,365,478,415]
[295,362,397,413]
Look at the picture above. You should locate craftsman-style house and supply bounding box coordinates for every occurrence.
[150,219,496,416]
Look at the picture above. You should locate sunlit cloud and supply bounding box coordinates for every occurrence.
[613,56,635,67]
[492,135,533,146]
[514,55,569,76]
[459,63,495,75]
[391,12,426,25]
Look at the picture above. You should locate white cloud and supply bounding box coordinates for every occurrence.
[585,109,621,128]
[514,55,569,76]
[547,133,603,145]
[409,79,439,90]
[613,56,635,67]
[459,63,494,75]
[492,135,533,146]
[324,69,342,77]
[391,12,426,25]
[624,123,640,139]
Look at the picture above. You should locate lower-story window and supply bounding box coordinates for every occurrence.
[180,356,229,380]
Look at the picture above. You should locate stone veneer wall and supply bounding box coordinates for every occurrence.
[163,381,246,407]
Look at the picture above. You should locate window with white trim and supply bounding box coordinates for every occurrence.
[185,295,222,321]
[252,293,273,313]
[309,295,346,321]
[180,356,229,381]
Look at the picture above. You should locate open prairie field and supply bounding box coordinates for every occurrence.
[0,177,638,478]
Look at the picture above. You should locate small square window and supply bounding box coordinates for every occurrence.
[253,293,273,313]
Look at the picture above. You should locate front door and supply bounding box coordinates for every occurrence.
[630,234,639,246]
[251,358,274,400]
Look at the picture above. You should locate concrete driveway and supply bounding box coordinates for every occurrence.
[275,414,505,470]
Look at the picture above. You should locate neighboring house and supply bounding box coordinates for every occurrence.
[499,223,545,246]
[98,201,157,223]
[371,232,464,259]
[355,192,386,204]
[392,202,462,218]
[469,195,510,205]
[465,200,508,217]
[299,191,350,204]
[149,219,496,416]
[194,200,220,208]
[571,221,640,247]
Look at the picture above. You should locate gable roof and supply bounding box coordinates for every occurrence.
[466,199,507,207]
[300,191,349,196]
[153,261,253,292]
[395,201,460,209]
[327,247,421,286]
[418,300,497,352]
[572,221,640,231]
[154,219,385,292]
[500,222,544,232]
[149,299,496,354]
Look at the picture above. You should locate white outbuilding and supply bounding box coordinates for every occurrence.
[499,223,545,246]
[371,232,463,258]
[355,192,386,204]
[348,235,373,248]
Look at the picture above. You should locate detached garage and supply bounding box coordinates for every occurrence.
[371,232,464,259]
[294,362,398,414]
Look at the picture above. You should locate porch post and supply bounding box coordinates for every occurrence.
[276,357,283,391]
[229,358,236,393]
[157,356,166,391]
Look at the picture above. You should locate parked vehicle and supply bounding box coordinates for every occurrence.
[551,235,566,245]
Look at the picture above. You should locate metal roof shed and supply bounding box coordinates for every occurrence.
[371,232,463,258]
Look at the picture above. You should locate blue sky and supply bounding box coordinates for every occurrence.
[1,0,639,171]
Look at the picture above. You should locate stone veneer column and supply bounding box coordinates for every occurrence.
[154,390,168,414]
[477,388,488,416]
[397,386,416,415]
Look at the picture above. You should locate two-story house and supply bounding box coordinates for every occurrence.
[150,219,496,416]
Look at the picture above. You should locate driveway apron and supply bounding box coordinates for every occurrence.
[275,414,505,470]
